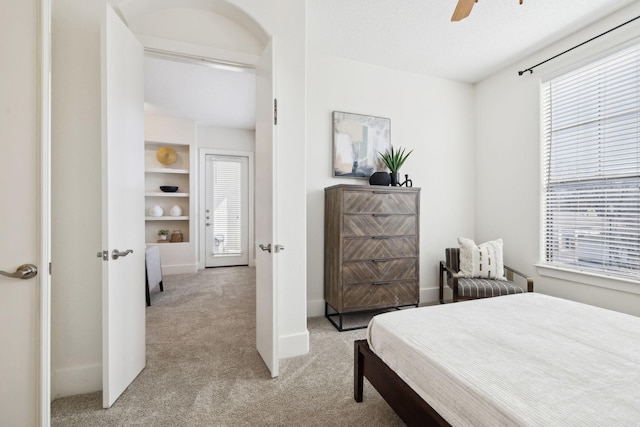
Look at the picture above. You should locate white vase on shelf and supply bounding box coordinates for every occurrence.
[149,205,163,217]
[169,205,183,217]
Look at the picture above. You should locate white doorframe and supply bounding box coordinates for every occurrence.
[42,5,276,420]
[199,148,255,269]
[39,0,52,424]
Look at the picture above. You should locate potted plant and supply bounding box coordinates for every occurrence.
[378,145,413,186]
[158,229,170,241]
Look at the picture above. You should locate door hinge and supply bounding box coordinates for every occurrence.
[274,98,277,125]
[49,262,52,275]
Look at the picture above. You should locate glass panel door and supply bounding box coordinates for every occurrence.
[205,155,249,267]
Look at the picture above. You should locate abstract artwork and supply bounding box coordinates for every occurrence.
[332,111,391,178]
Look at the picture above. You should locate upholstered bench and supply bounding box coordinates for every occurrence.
[439,247,533,304]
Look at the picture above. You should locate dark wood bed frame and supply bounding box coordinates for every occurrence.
[354,339,451,427]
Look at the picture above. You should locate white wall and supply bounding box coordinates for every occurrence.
[229,0,309,358]
[197,125,255,152]
[128,7,263,54]
[306,53,476,316]
[51,0,104,398]
[475,2,640,316]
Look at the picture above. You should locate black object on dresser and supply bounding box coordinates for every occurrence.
[324,184,420,331]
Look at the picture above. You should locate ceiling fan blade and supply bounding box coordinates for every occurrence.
[451,0,476,21]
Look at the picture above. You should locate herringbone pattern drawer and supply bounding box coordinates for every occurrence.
[343,280,418,311]
[343,237,417,260]
[343,214,416,237]
[344,191,417,214]
[342,258,417,284]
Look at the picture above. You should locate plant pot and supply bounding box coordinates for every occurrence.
[390,172,400,186]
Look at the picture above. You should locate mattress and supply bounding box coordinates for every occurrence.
[366,293,640,426]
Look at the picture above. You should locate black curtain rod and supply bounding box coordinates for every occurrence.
[518,14,640,76]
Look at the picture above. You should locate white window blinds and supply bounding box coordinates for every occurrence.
[541,41,640,280]
[213,160,242,255]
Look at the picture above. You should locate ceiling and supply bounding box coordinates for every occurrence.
[144,0,638,129]
[308,0,638,83]
[144,56,256,129]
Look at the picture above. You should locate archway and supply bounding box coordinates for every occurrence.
[50,0,280,411]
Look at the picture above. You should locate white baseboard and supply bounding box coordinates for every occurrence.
[307,299,325,318]
[420,286,441,305]
[161,263,198,275]
[279,329,309,359]
[51,363,102,400]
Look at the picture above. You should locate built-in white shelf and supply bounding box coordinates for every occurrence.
[145,216,189,221]
[146,242,190,247]
[145,192,190,197]
[145,168,189,174]
[144,135,193,248]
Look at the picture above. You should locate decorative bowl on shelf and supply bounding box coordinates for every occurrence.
[156,147,177,165]
[159,186,178,192]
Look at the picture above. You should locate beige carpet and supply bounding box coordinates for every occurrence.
[51,267,403,426]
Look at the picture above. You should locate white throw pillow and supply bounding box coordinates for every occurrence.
[457,237,506,280]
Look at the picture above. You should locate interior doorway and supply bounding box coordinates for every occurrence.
[49,4,278,414]
[204,154,249,267]
[144,52,257,270]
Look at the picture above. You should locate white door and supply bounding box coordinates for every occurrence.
[255,38,279,377]
[0,0,49,425]
[205,155,249,267]
[100,4,146,408]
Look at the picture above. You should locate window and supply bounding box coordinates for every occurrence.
[541,41,640,280]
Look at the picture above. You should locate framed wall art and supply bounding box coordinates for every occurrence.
[332,111,391,178]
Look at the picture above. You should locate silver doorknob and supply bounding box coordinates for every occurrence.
[259,244,271,253]
[112,249,133,260]
[0,264,38,279]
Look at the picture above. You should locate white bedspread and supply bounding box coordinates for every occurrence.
[367,293,640,426]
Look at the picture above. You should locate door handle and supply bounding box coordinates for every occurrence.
[112,249,133,260]
[258,244,284,253]
[0,264,38,279]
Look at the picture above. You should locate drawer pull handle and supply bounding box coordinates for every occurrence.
[371,259,388,263]
[373,281,391,286]
[371,213,391,217]
[371,236,391,239]
[371,191,392,194]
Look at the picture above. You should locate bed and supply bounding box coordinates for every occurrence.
[354,293,640,426]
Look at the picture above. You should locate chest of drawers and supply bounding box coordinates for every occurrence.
[324,184,420,330]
